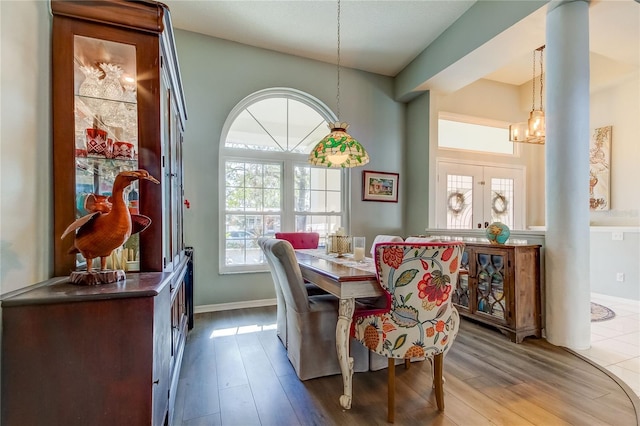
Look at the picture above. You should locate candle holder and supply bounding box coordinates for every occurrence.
[327,234,351,257]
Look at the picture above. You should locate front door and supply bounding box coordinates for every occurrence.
[436,161,524,230]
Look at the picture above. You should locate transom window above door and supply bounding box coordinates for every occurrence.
[438,112,517,156]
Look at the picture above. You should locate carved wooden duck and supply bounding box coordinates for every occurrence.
[61,169,159,271]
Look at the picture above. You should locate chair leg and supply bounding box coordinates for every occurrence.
[404,358,410,369]
[433,353,444,411]
[388,358,395,423]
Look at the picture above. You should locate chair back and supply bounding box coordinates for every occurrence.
[274,232,319,249]
[259,238,311,313]
[258,237,288,345]
[369,234,404,256]
[357,241,464,359]
[404,236,440,243]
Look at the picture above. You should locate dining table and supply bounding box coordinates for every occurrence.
[294,249,384,409]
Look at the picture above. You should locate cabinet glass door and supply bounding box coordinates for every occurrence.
[475,252,507,321]
[74,35,139,270]
[453,249,470,311]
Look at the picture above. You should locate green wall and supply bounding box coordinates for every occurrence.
[174,31,405,307]
[404,92,431,235]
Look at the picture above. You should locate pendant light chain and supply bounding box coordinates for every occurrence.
[538,46,544,110]
[531,49,536,111]
[508,45,545,145]
[336,0,341,120]
[308,0,370,167]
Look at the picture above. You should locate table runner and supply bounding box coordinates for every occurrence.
[296,249,377,274]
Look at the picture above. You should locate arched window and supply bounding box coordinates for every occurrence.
[219,88,348,273]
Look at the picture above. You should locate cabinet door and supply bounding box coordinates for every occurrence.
[453,248,471,314]
[57,29,144,273]
[53,1,187,275]
[153,285,171,426]
[472,247,510,324]
[53,12,164,275]
[158,66,185,271]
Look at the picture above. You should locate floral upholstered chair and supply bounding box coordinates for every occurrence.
[352,241,464,422]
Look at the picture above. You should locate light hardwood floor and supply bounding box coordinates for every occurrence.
[172,306,640,426]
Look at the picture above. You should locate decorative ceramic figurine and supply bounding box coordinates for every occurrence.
[485,222,510,245]
[61,169,159,284]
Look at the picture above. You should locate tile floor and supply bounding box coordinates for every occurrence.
[575,293,640,398]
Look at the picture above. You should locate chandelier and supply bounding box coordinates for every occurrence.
[509,45,546,145]
[308,0,370,168]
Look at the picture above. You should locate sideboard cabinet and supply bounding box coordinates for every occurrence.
[1,253,192,426]
[452,243,541,343]
[51,0,187,275]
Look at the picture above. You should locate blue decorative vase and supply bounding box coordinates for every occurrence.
[485,222,510,245]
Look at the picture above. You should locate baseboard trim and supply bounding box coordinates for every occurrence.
[566,347,640,423]
[591,292,640,305]
[195,298,277,313]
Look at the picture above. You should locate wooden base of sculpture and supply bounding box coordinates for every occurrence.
[70,270,126,286]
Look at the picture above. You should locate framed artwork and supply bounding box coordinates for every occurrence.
[362,170,399,202]
[589,126,612,211]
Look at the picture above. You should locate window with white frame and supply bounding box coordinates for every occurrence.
[220,88,347,273]
[438,112,516,155]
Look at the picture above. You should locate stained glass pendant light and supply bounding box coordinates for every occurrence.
[509,45,546,145]
[308,0,370,168]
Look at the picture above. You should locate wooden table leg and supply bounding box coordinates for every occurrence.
[337,297,355,409]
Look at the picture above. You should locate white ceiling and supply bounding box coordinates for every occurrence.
[164,0,639,91]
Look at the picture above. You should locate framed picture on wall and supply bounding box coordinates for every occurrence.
[589,125,612,211]
[362,170,399,202]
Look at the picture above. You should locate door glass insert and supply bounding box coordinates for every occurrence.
[490,178,514,229]
[446,175,473,229]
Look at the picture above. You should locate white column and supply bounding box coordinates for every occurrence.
[545,0,591,349]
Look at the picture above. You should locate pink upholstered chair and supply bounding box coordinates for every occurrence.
[274,232,326,296]
[353,241,464,422]
[274,232,319,249]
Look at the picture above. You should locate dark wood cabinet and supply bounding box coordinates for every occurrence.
[51,0,187,276]
[452,243,541,343]
[1,2,192,424]
[1,256,191,425]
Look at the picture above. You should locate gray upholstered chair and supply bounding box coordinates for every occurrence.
[258,237,368,380]
[273,232,327,296]
[259,237,289,347]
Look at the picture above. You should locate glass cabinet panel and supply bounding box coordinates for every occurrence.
[453,249,470,309]
[73,35,140,270]
[475,253,506,320]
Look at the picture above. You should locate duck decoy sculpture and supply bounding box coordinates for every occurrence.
[61,169,159,274]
